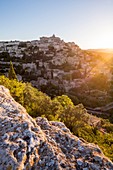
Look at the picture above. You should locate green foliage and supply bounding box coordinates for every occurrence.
[1,75,113,161]
[87,73,108,91]
[40,83,65,98]
[76,121,113,161]
[48,45,56,53]
[54,95,74,108]
[18,42,27,48]
[0,52,10,61]
[60,104,88,131]
[8,61,17,80]
[0,75,25,105]
[76,125,98,143]
[102,120,113,133]
[0,75,53,117]
[23,83,52,117]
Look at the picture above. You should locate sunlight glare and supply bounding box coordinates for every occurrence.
[93,30,113,49]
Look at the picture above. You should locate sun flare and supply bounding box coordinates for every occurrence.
[96,38,113,49]
[93,30,113,49]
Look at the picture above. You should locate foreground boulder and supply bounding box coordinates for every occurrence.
[0,85,113,170]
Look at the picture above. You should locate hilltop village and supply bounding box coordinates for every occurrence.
[0,35,111,106]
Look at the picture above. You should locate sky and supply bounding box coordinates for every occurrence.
[0,0,113,49]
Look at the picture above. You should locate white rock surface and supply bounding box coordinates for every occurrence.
[0,85,113,170]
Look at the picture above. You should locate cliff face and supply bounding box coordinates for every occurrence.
[0,85,113,170]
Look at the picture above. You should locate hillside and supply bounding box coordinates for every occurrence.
[1,76,113,161]
[0,35,113,107]
[87,48,113,53]
[0,85,113,169]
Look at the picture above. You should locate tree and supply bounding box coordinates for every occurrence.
[8,61,17,80]
[60,104,88,131]
[0,75,25,105]
[23,83,52,117]
[54,95,74,108]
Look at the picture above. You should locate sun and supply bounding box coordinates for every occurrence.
[94,30,113,49]
[98,37,113,49]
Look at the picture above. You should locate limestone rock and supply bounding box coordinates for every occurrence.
[0,85,113,170]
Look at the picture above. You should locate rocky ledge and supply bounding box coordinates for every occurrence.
[0,85,113,170]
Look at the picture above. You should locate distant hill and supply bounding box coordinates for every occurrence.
[86,48,113,53]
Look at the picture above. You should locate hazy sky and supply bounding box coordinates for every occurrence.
[0,0,113,49]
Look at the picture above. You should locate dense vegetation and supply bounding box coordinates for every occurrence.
[0,75,113,161]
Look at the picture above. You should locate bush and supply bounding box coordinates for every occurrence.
[0,75,25,105]
[1,75,113,161]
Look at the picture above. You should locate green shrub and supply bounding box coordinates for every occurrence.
[1,75,113,161]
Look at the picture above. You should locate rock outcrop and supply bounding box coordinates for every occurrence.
[0,85,113,170]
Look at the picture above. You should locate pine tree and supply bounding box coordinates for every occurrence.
[8,61,17,80]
